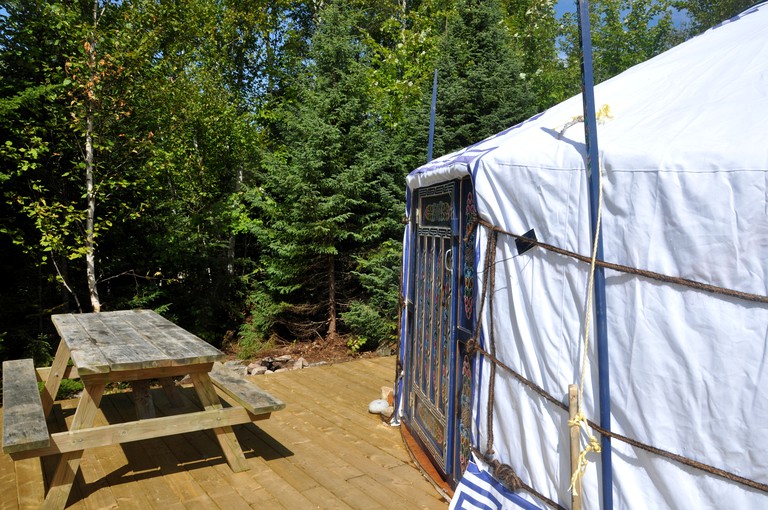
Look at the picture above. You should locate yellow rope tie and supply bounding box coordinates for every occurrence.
[569,152,606,497]
[558,104,613,138]
[568,411,602,496]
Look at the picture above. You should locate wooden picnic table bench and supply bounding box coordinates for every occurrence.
[2,359,50,454]
[1,309,285,510]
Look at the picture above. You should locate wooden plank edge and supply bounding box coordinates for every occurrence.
[2,359,51,454]
[9,407,269,460]
[209,363,286,414]
[36,365,80,382]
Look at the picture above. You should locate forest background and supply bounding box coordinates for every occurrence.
[0,0,752,364]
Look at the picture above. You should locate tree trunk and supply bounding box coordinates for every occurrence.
[53,255,83,313]
[85,112,100,312]
[85,0,101,313]
[227,163,242,276]
[327,254,337,341]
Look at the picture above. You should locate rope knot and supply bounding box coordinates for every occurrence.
[490,459,523,492]
[568,412,602,496]
[588,435,602,454]
[567,411,585,429]
[475,449,522,493]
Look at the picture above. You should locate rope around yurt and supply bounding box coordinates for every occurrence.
[467,228,568,510]
[463,213,768,508]
[474,218,768,305]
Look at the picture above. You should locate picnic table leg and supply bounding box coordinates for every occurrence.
[43,381,106,510]
[189,372,249,472]
[41,341,72,418]
[15,457,45,510]
[133,378,183,418]
[159,377,184,408]
[131,379,156,419]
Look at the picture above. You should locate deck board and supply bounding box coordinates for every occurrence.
[260,369,407,463]
[0,356,447,509]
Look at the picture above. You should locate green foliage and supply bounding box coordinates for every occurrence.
[238,286,289,347]
[502,0,573,109]
[0,0,162,314]
[124,287,169,314]
[429,0,536,157]
[342,302,391,352]
[342,240,402,351]
[24,334,53,367]
[559,0,686,86]
[242,0,404,344]
[55,378,84,400]
[683,0,755,34]
[236,324,276,359]
[0,0,706,357]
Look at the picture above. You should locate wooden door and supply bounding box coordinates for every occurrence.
[405,177,476,486]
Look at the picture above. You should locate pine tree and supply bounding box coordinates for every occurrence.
[429,0,536,157]
[242,1,402,348]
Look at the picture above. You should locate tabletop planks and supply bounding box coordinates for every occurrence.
[51,314,112,374]
[51,310,224,375]
[119,310,223,364]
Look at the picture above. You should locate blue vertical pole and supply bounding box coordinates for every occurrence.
[427,69,438,163]
[576,1,613,508]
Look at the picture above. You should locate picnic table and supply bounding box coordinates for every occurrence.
[2,309,284,510]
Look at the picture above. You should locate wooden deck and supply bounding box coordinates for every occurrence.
[1,356,448,510]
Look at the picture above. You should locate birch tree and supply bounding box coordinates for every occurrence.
[1,0,158,313]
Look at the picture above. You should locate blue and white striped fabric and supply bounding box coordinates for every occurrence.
[449,457,541,510]
[449,459,516,510]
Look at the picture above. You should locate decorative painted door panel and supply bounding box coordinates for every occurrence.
[405,177,475,487]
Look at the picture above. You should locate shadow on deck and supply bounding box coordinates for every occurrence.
[1,356,448,510]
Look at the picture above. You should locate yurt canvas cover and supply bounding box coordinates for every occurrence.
[398,3,768,508]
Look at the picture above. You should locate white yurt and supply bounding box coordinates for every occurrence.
[397,3,768,508]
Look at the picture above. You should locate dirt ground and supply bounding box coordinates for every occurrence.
[223,336,391,366]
